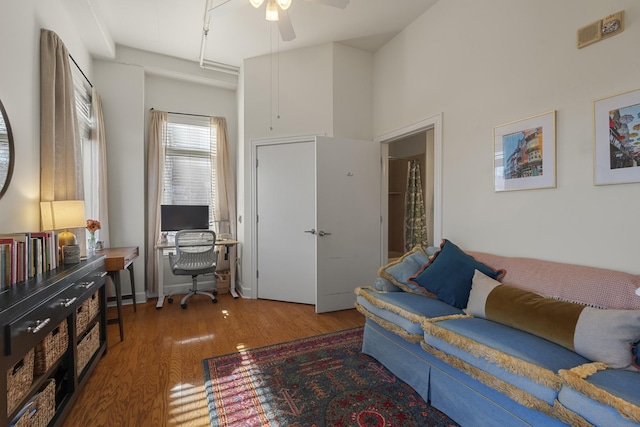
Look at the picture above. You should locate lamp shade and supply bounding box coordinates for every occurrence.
[40,201,54,231]
[266,0,279,21]
[40,200,86,247]
[50,200,86,229]
[249,0,265,7]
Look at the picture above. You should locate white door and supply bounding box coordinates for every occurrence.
[256,141,316,304]
[315,137,381,313]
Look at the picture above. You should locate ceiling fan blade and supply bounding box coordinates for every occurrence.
[277,9,296,41]
[304,0,349,9]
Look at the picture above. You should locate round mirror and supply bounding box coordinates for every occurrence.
[0,99,15,200]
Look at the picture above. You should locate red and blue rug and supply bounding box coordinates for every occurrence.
[202,326,458,426]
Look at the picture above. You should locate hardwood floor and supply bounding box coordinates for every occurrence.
[62,294,365,426]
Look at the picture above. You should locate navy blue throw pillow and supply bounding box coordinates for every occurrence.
[408,239,506,309]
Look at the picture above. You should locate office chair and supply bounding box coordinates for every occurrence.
[167,229,218,309]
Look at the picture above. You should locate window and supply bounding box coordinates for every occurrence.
[70,60,97,219]
[162,114,217,228]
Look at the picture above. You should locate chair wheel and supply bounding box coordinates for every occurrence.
[213,290,218,296]
[168,297,174,304]
[212,298,217,304]
[181,303,187,309]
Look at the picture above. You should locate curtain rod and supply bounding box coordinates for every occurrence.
[151,108,211,119]
[68,54,93,88]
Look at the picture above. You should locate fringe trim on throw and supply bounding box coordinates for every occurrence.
[354,287,434,325]
[355,303,424,344]
[421,321,561,391]
[422,343,594,427]
[559,365,640,423]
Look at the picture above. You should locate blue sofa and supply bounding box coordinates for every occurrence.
[355,241,640,427]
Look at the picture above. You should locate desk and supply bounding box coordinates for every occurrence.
[95,246,139,341]
[155,239,238,309]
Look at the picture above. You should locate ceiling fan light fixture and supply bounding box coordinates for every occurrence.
[277,0,292,10]
[265,0,279,21]
[249,0,265,8]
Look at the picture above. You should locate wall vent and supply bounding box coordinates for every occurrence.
[577,11,624,49]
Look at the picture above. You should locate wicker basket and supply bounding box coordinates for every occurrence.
[215,271,230,294]
[6,349,34,415]
[10,379,55,427]
[76,291,99,336]
[75,300,90,336]
[34,320,69,375]
[77,322,100,375]
[87,291,100,321]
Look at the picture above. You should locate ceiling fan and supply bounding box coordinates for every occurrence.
[249,0,350,41]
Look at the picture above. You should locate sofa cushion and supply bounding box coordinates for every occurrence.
[423,317,590,405]
[466,270,640,370]
[355,287,463,338]
[377,245,432,293]
[559,366,640,426]
[408,239,506,309]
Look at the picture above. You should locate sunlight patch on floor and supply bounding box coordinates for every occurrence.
[177,334,215,345]
[168,382,210,426]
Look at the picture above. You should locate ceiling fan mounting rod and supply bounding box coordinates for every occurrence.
[199,0,239,75]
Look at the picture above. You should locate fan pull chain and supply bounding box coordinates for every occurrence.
[276,34,280,120]
[269,23,273,131]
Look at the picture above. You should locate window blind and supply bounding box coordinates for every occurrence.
[163,114,218,227]
[69,59,97,221]
[70,63,92,141]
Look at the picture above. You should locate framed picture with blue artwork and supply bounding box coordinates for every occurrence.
[493,110,556,192]
[594,88,640,185]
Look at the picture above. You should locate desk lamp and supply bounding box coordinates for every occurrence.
[40,200,86,246]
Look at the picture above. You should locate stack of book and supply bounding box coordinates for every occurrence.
[0,231,60,289]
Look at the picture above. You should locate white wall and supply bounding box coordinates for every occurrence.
[144,75,238,160]
[238,42,374,296]
[244,43,334,139]
[333,44,373,141]
[92,54,239,300]
[144,74,238,290]
[373,0,640,273]
[0,0,92,232]
[92,60,145,299]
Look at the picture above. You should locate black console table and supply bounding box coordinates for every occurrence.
[0,256,107,427]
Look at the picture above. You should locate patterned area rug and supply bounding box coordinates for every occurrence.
[202,327,459,426]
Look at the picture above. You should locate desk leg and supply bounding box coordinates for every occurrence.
[127,263,137,312]
[107,271,124,341]
[229,244,238,299]
[156,247,165,309]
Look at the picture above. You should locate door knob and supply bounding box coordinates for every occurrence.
[318,230,332,237]
[304,229,317,235]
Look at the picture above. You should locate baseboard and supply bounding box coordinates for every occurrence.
[107,291,148,307]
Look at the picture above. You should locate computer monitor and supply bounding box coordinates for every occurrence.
[161,205,209,231]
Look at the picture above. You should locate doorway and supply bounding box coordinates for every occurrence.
[387,130,434,260]
[377,113,443,264]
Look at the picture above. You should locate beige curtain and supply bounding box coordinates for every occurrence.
[40,29,84,246]
[212,117,236,238]
[146,110,167,294]
[40,29,84,202]
[91,89,110,247]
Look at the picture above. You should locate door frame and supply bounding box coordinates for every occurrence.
[249,134,321,300]
[375,113,443,263]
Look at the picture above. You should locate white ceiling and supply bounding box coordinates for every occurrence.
[65,0,439,68]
